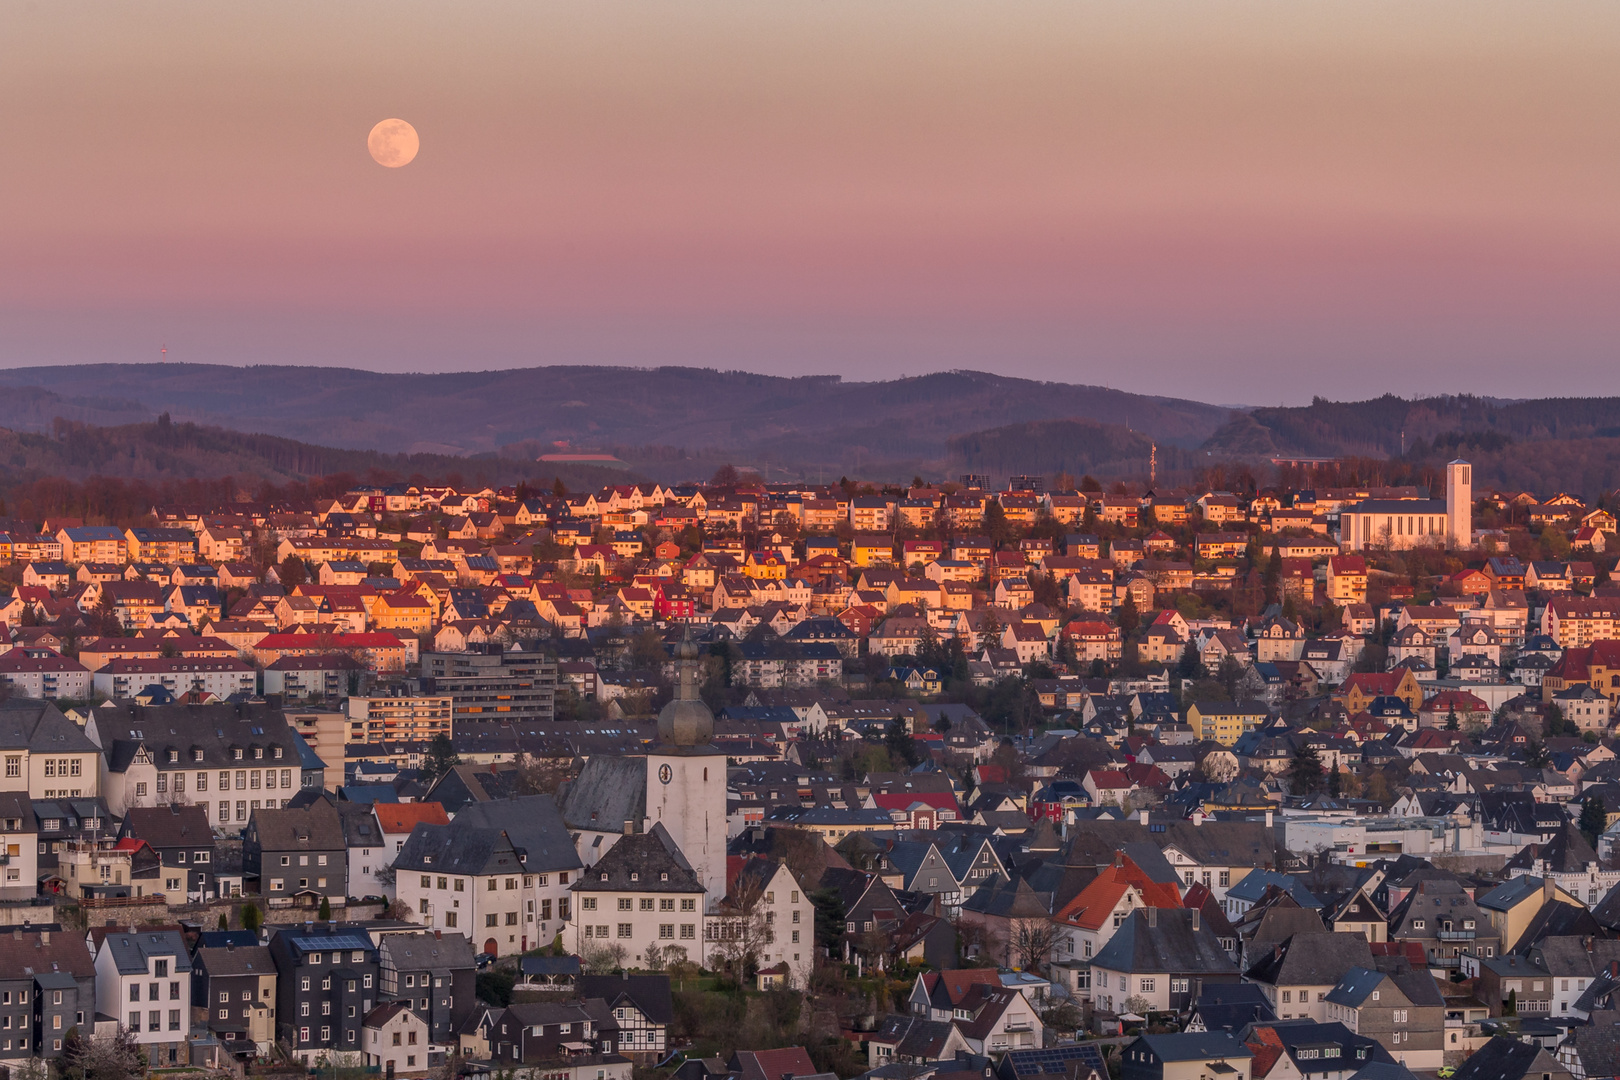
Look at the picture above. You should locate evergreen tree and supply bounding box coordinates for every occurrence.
[423,733,460,779]
[1445,705,1459,731]
[885,718,921,768]
[241,902,263,932]
[318,895,333,921]
[1177,641,1204,681]
[1118,593,1140,635]
[1328,766,1342,797]
[1289,742,1324,794]
[1580,796,1608,850]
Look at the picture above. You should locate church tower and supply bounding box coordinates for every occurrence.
[1446,459,1472,550]
[644,632,728,906]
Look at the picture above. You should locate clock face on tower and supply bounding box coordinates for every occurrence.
[659,764,672,784]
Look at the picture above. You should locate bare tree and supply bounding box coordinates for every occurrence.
[512,751,577,796]
[581,941,628,973]
[708,868,774,984]
[1008,918,1057,973]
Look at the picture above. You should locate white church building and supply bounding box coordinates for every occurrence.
[1338,459,1472,552]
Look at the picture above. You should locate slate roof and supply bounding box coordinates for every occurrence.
[0,699,99,754]
[120,804,215,850]
[998,1044,1107,1080]
[1449,1036,1555,1080]
[1136,1032,1252,1063]
[576,973,674,1025]
[90,701,301,774]
[1560,1028,1620,1080]
[1245,931,1375,987]
[571,823,702,894]
[1189,983,1276,1034]
[378,931,476,972]
[195,944,274,977]
[1091,908,1237,976]
[444,794,583,874]
[101,929,192,975]
[392,821,526,878]
[558,755,649,833]
[250,799,346,852]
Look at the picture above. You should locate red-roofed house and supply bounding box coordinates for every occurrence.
[867,791,960,829]
[1053,851,1186,971]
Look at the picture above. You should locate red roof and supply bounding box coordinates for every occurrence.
[374,802,450,834]
[1054,852,1185,931]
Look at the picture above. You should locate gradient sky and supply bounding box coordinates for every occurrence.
[3,0,1620,404]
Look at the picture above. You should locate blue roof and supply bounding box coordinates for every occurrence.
[1227,870,1322,908]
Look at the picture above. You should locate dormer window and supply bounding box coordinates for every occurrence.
[660,873,668,882]
[254,747,264,760]
[167,750,178,763]
[600,873,608,881]
[193,749,204,762]
[273,747,283,759]
[233,748,243,761]
[630,873,638,882]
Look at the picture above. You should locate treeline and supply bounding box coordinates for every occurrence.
[1203,392,1620,459]
[0,416,645,523]
[945,418,1200,482]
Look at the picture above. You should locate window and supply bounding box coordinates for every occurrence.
[681,899,695,911]
[660,924,674,939]
[1171,979,1189,994]
[583,897,597,911]
[1139,978,1155,993]
[454,879,465,892]
[639,898,654,911]
[1282,991,1292,1003]
[486,914,499,927]
[618,898,633,911]
[618,923,632,938]
[680,924,695,939]
[1413,919,1425,930]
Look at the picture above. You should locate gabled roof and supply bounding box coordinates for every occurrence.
[1091,908,1235,976]
[1245,930,1374,987]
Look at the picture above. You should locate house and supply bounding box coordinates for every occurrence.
[395,794,582,956]
[377,931,477,1048]
[268,922,381,1065]
[1244,931,1375,1022]
[1322,963,1446,1069]
[363,1002,433,1076]
[93,928,194,1066]
[244,800,349,908]
[576,973,674,1059]
[1089,908,1240,1017]
[1121,1032,1253,1080]
[567,823,706,969]
[1053,847,1187,974]
[1450,1036,1572,1080]
[0,929,97,1062]
[119,804,218,902]
[193,943,278,1055]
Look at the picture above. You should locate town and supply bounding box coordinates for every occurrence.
[0,456,1616,1080]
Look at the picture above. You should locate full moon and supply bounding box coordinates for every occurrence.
[367,119,419,168]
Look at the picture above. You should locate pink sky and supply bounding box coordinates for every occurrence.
[3,1,1619,402]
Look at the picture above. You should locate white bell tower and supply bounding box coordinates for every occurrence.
[1446,459,1472,550]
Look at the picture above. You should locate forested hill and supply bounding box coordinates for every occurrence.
[1201,394,1620,458]
[0,365,1231,474]
[0,417,637,494]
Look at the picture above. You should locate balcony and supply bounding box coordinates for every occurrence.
[1436,929,1476,941]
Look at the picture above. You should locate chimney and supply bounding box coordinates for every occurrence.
[624,820,634,836]
[1585,936,1594,954]
[1192,810,1204,827]
[305,921,315,933]
[434,930,442,940]
[1264,809,1274,827]
[1543,877,1554,903]
[622,969,630,980]
[1146,907,1158,928]
[39,931,48,944]
[1139,809,1150,825]
[1191,908,1200,932]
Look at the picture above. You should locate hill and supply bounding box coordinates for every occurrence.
[945,418,1202,483]
[0,417,638,498]
[1201,393,1620,458]
[0,364,1232,479]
